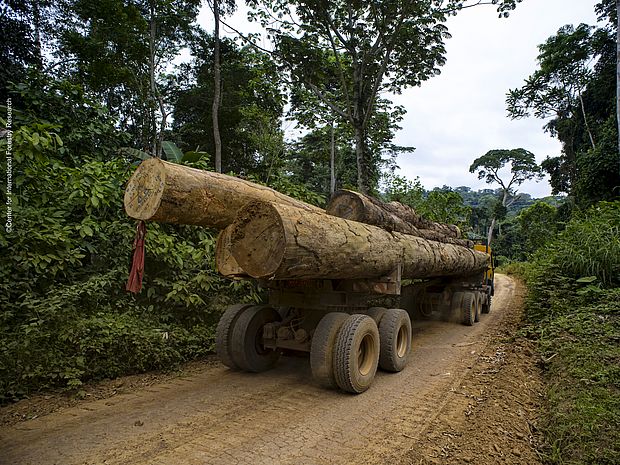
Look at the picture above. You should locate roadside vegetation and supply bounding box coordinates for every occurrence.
[1,1,620,464]
[502,201,620,465]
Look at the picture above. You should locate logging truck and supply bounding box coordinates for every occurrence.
[125,158,494,394]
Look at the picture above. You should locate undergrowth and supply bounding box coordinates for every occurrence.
[505,201,620,465]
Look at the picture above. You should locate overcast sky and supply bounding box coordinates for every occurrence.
[199,0,601,198]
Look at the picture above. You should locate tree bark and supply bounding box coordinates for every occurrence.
[326,190,470,246]
[230,201,488,281]
[354,124,368,194]
[124,158,321,230]
[487,190,509,246]
[212,0,222,173]
[149,2,159,157]
[327,190,460,236]
[578,91,596,150]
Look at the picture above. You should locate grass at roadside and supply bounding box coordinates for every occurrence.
[499,201,620,464]
[501,272,620,465]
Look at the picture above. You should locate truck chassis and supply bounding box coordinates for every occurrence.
[216,264,494,394]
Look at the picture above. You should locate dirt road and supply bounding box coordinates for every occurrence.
[0,275,543,465]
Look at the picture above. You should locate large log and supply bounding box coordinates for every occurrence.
[326,190,462,239]
[215,225,248,278]
[230,201,489,281]
[124,158,321,230]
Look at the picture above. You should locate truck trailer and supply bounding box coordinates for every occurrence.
[124,158,494,393]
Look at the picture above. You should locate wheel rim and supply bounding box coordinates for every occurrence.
[396,324,408,358]
[358,333,378,376]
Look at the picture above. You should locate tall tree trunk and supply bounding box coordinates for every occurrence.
[487,190,509,246]
[486,217,496,248]
[354,123,368,194]
[32,0,43,68]
[148,3,159,157]
[578,91,596,149]
[330,122,336,196]
[212,0,222,173]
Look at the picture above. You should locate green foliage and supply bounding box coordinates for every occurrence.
[173,35,284,175]
[0,74,253,401]
[249,0,472,192]
[57,0,201,151]
[507,8,620,206]
[513,201,620,464]
[518,201,558,255]
[382,172,470,229]
[382,172,426,209]
[529,202,620,287]
[469,148,542,193]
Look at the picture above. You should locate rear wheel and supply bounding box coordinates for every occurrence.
[333,314,380,394]
[231,305,281,372]
[310,312,349,388]
[474,293,482,323]
[461,293,476,326]
[366,307,387,324]
[215,303,253,369]
[378,309,412,372]
[482,293,492,314]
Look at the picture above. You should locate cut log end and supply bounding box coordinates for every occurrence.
[326,190,364,222]
[231,201,286,279]
[124,158,167,221]
[215,226,248,278]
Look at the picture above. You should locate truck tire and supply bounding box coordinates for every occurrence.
[333,314,380,394]
[462,293,476,326]
[482,293,492,314]
[450,291,464,322]
[366,307,387,324]
[231,305,281,372]
[215,303,253,369]
[310,312,349,388]
[474,293,482,323]
[378,309,412,372]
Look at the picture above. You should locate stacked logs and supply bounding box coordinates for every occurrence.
[124,159,488,282]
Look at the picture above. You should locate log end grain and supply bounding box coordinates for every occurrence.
[325,189,366,222]
[124,158,166,221]
[230,201,286,279]
[215,226,249,278]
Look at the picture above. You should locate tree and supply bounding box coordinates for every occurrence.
[173,36,284,175]
[289,60,412,196]
[0,0,60,101]
[507,1,620,206]
[207,0,236,173]
[57,0,200,154]
[518,201,558,255]
[507,24,600,150]
[248,0,522,194]
[469,148,542,245]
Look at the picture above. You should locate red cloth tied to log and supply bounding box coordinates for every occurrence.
[126,221,147,294]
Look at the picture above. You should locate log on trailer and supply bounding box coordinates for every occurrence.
[326,189,463,241]
[228,201,488,281]
[216,225,248,278]
[124,158,321,230]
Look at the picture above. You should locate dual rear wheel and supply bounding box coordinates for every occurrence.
[452,291,485,326]
[216,304,412,394]
[215,304,281,372]
[310,308,412,394]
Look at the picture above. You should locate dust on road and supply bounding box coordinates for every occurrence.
[0,274,543,465]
